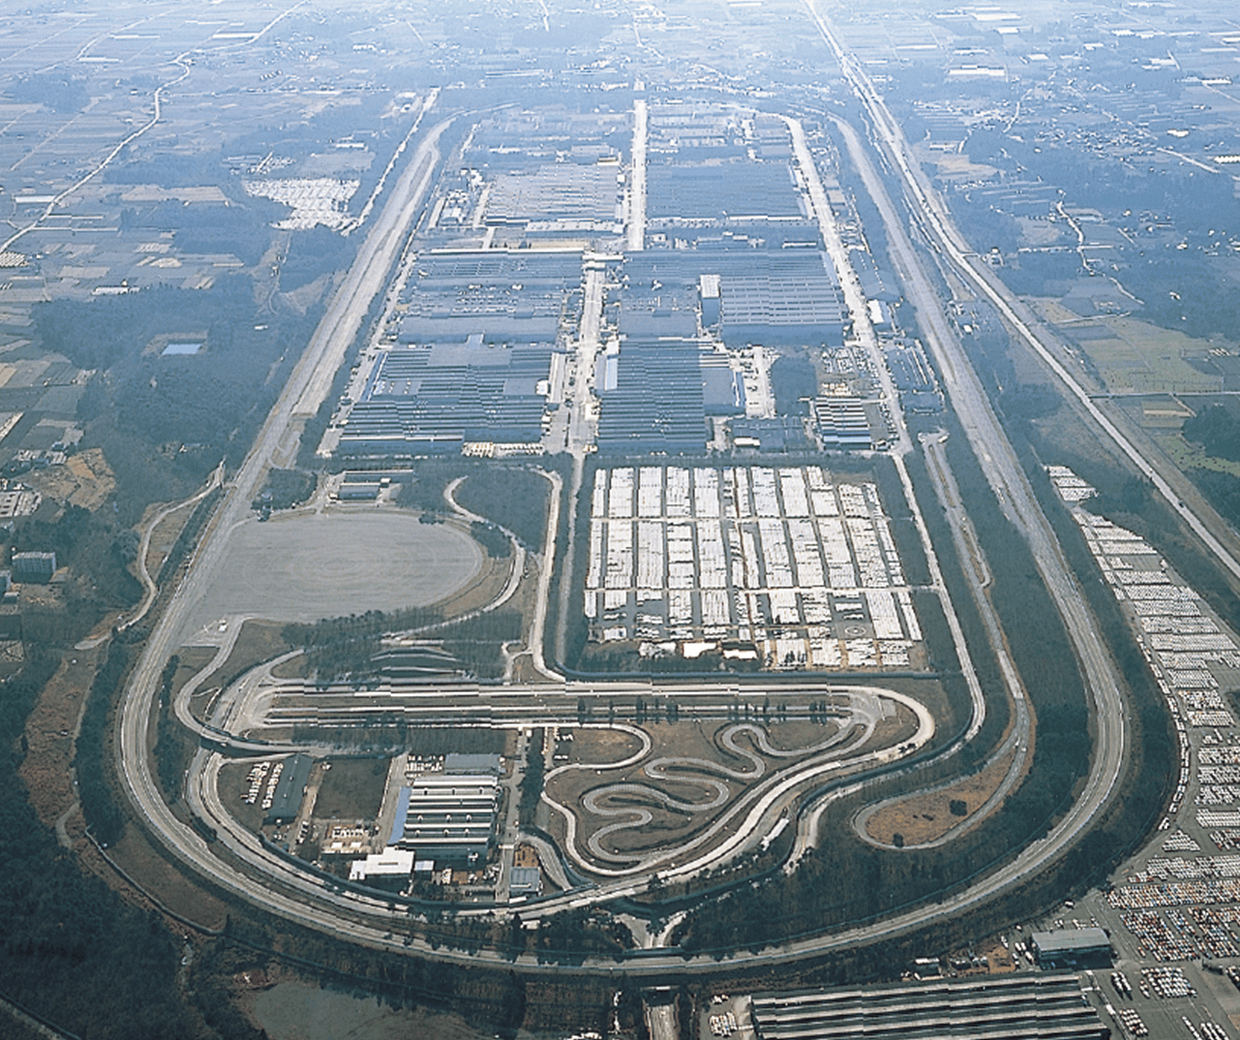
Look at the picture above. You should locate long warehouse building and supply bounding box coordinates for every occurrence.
[750,973,1108,1040]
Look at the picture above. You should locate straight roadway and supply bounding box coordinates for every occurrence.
[788,109,1029,856]
[114,99,455,922]
[804,0,1240,590]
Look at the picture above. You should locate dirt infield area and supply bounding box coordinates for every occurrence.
[186,509,485,627]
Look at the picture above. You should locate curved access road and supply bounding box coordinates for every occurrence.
[114,100,456,905]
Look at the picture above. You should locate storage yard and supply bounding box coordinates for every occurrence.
[583,464,923,669]
[1031,467,1240,1039]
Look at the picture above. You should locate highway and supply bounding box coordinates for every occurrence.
[788,110,1031,851]
[794,0,1128,950]
[803,2,1240,588]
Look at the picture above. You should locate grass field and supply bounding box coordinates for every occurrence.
[1034,299,1220,393]
[861,742,1018,846]
[313,757,389,820]
[1151,428,1240,478]
[199,620,293,693]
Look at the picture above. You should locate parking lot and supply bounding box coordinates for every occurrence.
[1035,469,1240,1037]
[583,464,923,668]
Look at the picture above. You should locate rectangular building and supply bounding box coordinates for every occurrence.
[1030,928,1112,967]
[751,973,1108,1039]
[389,773,499,863]
[349,848,415,891]
[597,338,707,456]
[264,753,313,825]
[11,551,56,583]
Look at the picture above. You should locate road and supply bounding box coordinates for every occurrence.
[805,2,1240,588]
[1,55,192,254]
[628,99,647,252]
[788,110,1030,850]
[114,97,452,914]
[122,460,224,633]
[176,679,940,953]
[553,254,608,665]
[113,43,1150,975]
[543,689,934,879]
[794,0,1128,945]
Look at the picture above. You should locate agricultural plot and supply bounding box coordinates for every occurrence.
[1035,299,1220,396]
[583,465,924,669]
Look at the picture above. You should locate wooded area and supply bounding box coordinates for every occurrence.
[35,280,320,522]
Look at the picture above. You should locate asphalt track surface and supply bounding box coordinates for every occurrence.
[186,510,483,628]
[115,49,1173,974]
[787,112,1026,852]
[544,688,933,876]
[178,681,940,958]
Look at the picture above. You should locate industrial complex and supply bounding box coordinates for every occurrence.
[12,0,1240,1036]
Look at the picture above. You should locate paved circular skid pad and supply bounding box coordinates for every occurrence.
[187,511,484,626]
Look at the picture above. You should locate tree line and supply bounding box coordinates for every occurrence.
[283,606,522,682]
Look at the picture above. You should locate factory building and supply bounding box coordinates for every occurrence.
[814,397,873,449]
[388,773,499,864]
[620,249,845,348]
[646,161,804,221]
[1030,928,1112,968]
[443,753,503,776]
[485,163,621,232]
[264,753,313,825]
[597,338,707,456]
[750,973,1108,1040]
[699,273,721,327]
[732,417,812,453]
[850,246,901,302]
[701,352,746,416]
[509,866,542,898]
[396,250,581,345]
[11,551,56,583]
[338,336,553,457]
[719,252,845,347]
[616,289,698,339]
[348,848,414,891]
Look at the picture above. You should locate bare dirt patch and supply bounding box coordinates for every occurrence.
[987,939,1018,974]
[26,447,115,510]
[862,742,1019,846]
[570,727,643,765]
[143,497,199,582]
